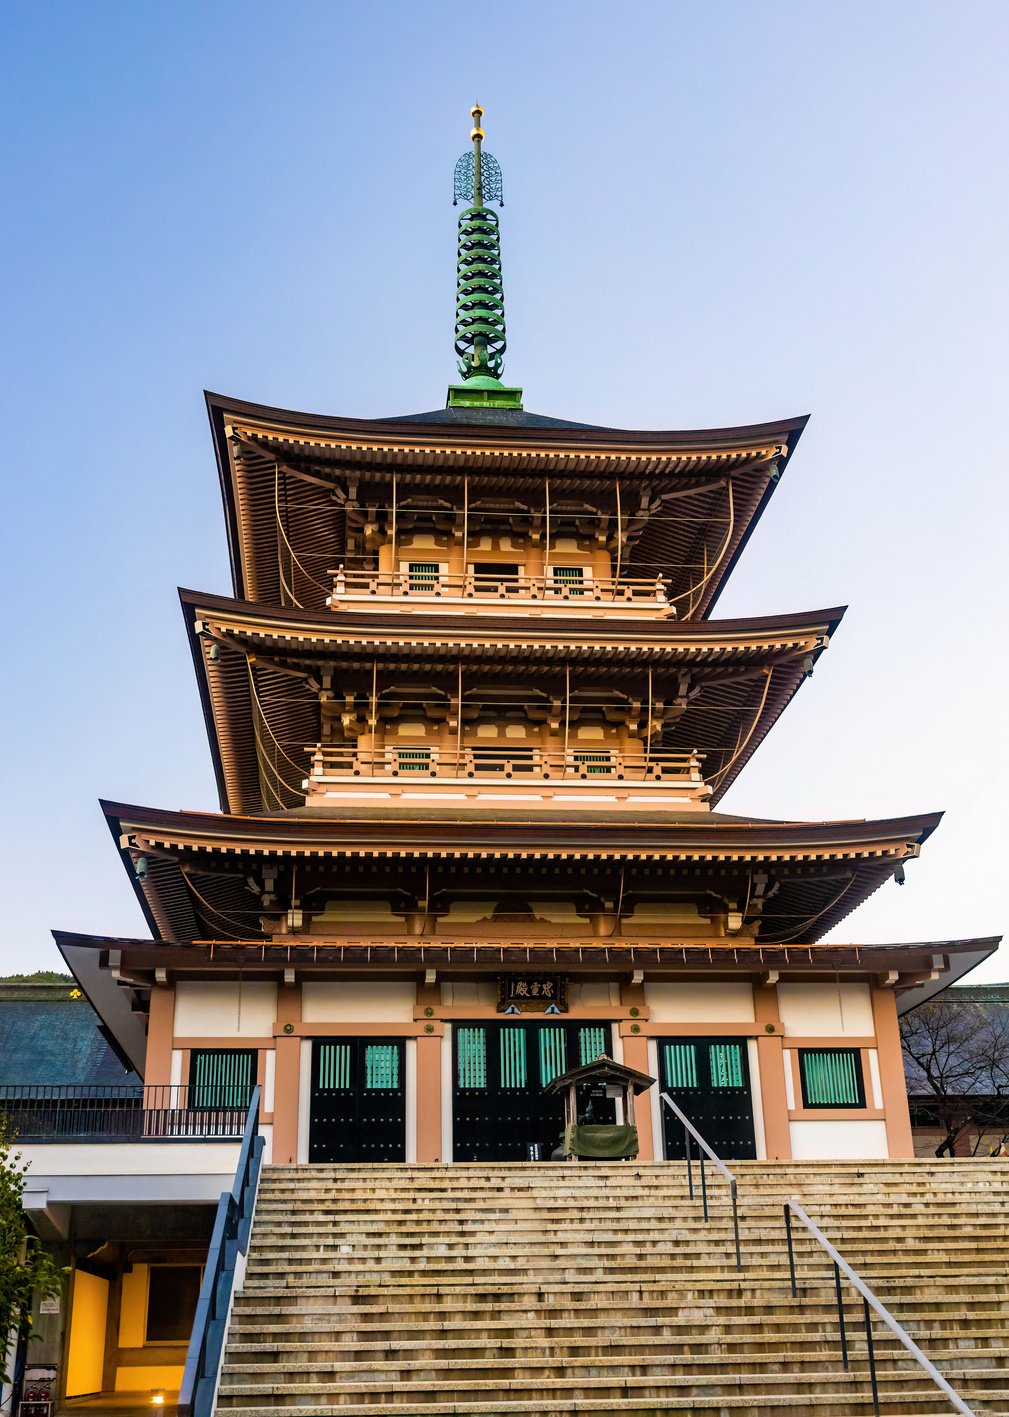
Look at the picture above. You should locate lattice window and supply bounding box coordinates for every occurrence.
[538,1027,567,1085]
[316,1043,352,1091]
[407,562,440,592]
[664,1043,699,1090]
[709,1042,744,1090]
[574,750,612,775]
[579,1026,609,1065]
[364,1044,400,1091]
[396,748,432,772]
[500,1028,528,1089]
[799,1048,865,1108]
[189,1049,255,1109]
[551,565,586,595]
[457,1027,487,1089]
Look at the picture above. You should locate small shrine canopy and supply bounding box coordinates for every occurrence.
[544,1055,655,1097]
[207,392,808,617]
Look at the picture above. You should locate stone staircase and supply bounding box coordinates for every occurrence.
[216,1161,1009,1415]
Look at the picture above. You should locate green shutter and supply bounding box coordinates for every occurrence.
[408,562,440,590]
[318,1043,352,1091]
[579,1026,608,1065]
[364,1044,400,1090]
[573,751,612,775]
[396,748,431,772]
[663,1043,699,1090]
[499,1028,528,1089]
[709,1042,744,1090]
[457,1027,487,1089]
[801,1049,863,1107]
[191,1050,254,1108]
[552,566,585,594]
[538,1027,567,1085]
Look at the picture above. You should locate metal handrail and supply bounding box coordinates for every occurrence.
[178,1086,264,1417]
[660,1092,741,1268]
[784,1196,975,1417]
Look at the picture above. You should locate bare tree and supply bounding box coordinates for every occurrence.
[900,995,1009,1156]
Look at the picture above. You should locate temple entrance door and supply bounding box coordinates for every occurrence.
[308,1038,406,1163]
[452,1021,612,1162]
[659,1036,757,1160]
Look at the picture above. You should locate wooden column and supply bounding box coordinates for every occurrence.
[145,984,175,1086]
[753,983,791,1160]
[871,985,915,1158]
[620,1034,654,1160]
[415,983,443,1161]
[272,980,303,1164]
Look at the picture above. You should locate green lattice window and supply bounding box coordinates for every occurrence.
[457,1027,487,1089]
[499,1028,528,1088]
[189,1049,255,1109]
[574,750,612,775]
[396,748,432,772]
[364,1044,400,1090]
[408,562,440,592]
[316,1043,352,1091]
[664,1043,699,1090]
[799,1049,865,1109]
[551,565,586,595]
[708,1042,744,1090]
[579,1026,609,1065]
[538,1027,567,1085]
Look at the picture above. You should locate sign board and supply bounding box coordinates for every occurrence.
[497,975,567,1013]
[38,1299,60,1316]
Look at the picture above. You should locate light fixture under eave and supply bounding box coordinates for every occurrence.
[151,1393,165,1407]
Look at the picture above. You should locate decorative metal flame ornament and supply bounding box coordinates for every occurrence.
[447,105,523,410]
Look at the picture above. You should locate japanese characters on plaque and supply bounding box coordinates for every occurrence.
[497,974,568,1013]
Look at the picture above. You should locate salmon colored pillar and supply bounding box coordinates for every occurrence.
[871,986,915,1158]
[272,982,302,1165]
[415,1034,443,1162]
[754,984,791,1160]
[621,1033,655,1161]
[145,984,175,1085]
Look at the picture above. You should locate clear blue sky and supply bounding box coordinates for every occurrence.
[1,2,1006,975]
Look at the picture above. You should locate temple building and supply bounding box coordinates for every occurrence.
[8,107,999,1407]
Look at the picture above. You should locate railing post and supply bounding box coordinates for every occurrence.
[699,1148,708,1221]
[684,1124,694,1200]
[834,1261,848,1371]
[863,1297,879,1415]
[784,1203,797,1298]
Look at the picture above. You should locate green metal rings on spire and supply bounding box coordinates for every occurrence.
[454,205,506,378]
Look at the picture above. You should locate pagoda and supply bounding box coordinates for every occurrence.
[56,105,996,1172]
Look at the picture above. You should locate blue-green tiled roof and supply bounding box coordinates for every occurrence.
[0,987,136,1084]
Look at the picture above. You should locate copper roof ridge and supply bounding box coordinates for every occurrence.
[205,390,810,451]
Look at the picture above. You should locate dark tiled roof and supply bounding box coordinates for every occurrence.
[389,407,604,430]
[0,986,136,1084]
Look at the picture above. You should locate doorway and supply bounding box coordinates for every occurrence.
[452,1021,611,1161]
[659,1036,757,1160]
[308,1038,406,1162]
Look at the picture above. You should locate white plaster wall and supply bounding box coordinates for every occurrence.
[404,1039,417,1163]
[571,981,621,1008]
[174,980,278,1038]
[747,1039,766,1160]
[788,1120,889,1160]
[783,1049,797,1108]
[19,1142,241,1176]
[645,981,755,1023]
[441,1026,454,1162]
[264,1050,276,1113]
[440,981,497,1008]
[777,982,874,1037]
[867,1049,883,1108]
[297,1039,312,1164]
[646,1038,662,1159]
[301,981,416,1022]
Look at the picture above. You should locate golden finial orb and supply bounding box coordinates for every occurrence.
[470,103,484,142]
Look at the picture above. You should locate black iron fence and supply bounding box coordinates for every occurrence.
[0,1084,250,1141]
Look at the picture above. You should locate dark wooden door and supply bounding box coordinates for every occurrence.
[452,1021,612,1161]
[309,1038,406,1163]
[659,1037,757,1160]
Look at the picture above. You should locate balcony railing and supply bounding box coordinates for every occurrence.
[327,567,671,610]
[306,744,706,784]
[0,1085,250,1142]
